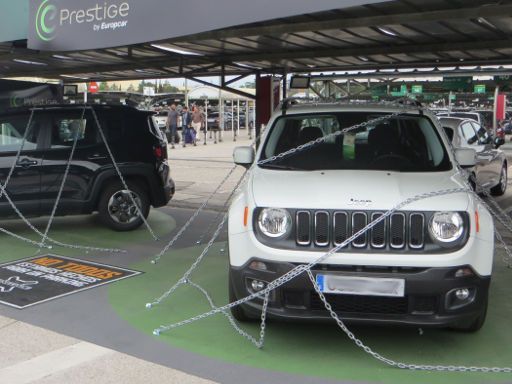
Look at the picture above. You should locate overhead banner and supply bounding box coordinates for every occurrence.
[28,0,389,51]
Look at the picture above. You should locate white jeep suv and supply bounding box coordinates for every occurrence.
[228,102,494,332]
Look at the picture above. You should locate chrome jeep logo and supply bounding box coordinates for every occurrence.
[348,198,373,207]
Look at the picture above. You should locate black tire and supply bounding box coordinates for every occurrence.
[452,296,488,332]
[228,269,251,322]
[98,181,150,231]
[490,164,507,196]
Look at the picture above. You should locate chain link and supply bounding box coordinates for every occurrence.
[150,109,512,373]
[90,107,159,240]
[151,164,240,264]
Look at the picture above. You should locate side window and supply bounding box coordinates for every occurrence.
[0,114,40,153]
[460,122,477,146]
[50,113,97,149]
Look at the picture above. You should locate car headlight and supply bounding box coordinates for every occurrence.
[258,208,291,238]
[429,212,464,243]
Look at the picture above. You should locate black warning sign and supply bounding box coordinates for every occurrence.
[0,255,141,309]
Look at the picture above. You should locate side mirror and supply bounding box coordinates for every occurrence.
[233,146,255,168]
[454,147,476,168]
[495,137,505,148]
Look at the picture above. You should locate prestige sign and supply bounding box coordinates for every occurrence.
[33,0,130,44]
[28,0,389,51]
[0,255,141,309]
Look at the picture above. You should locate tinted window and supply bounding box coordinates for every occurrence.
[49,112,97,149]
[260,113,451,172]
[0,114,39,152]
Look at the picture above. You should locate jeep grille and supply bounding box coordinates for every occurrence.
[295,210,426,250]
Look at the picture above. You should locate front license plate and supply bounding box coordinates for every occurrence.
[316,274,405,297]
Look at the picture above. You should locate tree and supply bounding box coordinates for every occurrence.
[162,81,179,93]
[241,81,255,89]
[99,81,109,91]
[127,84,135,92]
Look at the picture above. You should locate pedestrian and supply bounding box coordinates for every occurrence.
[166,103,179,149]
[191,105,204,142]
[181,106,194,147]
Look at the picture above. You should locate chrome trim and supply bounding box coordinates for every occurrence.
[409,213,425,249]
[370,212,386,249]
[296,210,311,246]
[390,212,406,249]
[333,211,349,247]
[352,212,367,248]
[314,211,330,246]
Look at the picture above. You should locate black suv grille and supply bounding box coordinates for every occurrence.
[296,210,426,250]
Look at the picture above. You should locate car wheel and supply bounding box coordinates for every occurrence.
[452,295,488,333]
[228,269,251,322]
[490,164,507,196]
[98,181,150,231]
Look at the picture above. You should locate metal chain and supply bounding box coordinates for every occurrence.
[39,107,85,249]
[150,110,512,373]
[183,280,268,348]
[151,164,239,264]
[0,109,35,200]
[307,269,512,373]
[151,187,468,335]
[90,107,158,240]
[258,110,405,166]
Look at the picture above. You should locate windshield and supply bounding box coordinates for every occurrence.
[259,112,452,172]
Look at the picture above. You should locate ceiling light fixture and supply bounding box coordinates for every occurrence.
[377,27,398,37]
[52,55,73,60]
[477,17,497,30]
[151,44,203,56]
[357,56,369,62]
[233,62,262,70]
[13,59,47,66]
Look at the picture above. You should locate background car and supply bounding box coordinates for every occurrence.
[440,116,507,195]
[0,105,175,230]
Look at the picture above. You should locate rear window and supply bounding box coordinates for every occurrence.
[260,112,452,172]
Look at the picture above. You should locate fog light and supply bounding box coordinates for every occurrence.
[455,288,470,300]
[251,279,266,292]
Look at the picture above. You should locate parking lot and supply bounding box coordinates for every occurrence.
[0,133,511,384]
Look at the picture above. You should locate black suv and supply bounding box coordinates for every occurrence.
[0,105,174,230]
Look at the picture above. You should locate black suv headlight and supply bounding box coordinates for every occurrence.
[258,208,292,238]
[428,212,464,244]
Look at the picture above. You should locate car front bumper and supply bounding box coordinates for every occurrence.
[230,259,490,328]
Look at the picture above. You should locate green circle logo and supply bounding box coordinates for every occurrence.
[10,96,20,108]
[35,0,57,42]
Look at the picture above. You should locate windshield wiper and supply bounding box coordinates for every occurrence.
[259,163,304,170]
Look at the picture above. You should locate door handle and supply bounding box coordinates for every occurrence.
[16,159,38,168]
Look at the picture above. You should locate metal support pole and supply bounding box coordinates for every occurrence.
[185,78,189,107]
[204,98,208,145]
[218,85,223,143]
[493,85,499,133]
[237,99,240,138]
[232,100,236,142]
[245,99,249,138]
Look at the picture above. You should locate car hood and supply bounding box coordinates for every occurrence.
[250,168,470,211]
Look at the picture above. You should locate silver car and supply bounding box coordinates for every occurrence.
[440,117,507,195]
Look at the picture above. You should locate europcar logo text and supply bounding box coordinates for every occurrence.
[35,0,57,41]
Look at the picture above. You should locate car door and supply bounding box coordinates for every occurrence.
[472,122,502,186]
[0,112,44,216]
[39,109,107,215]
